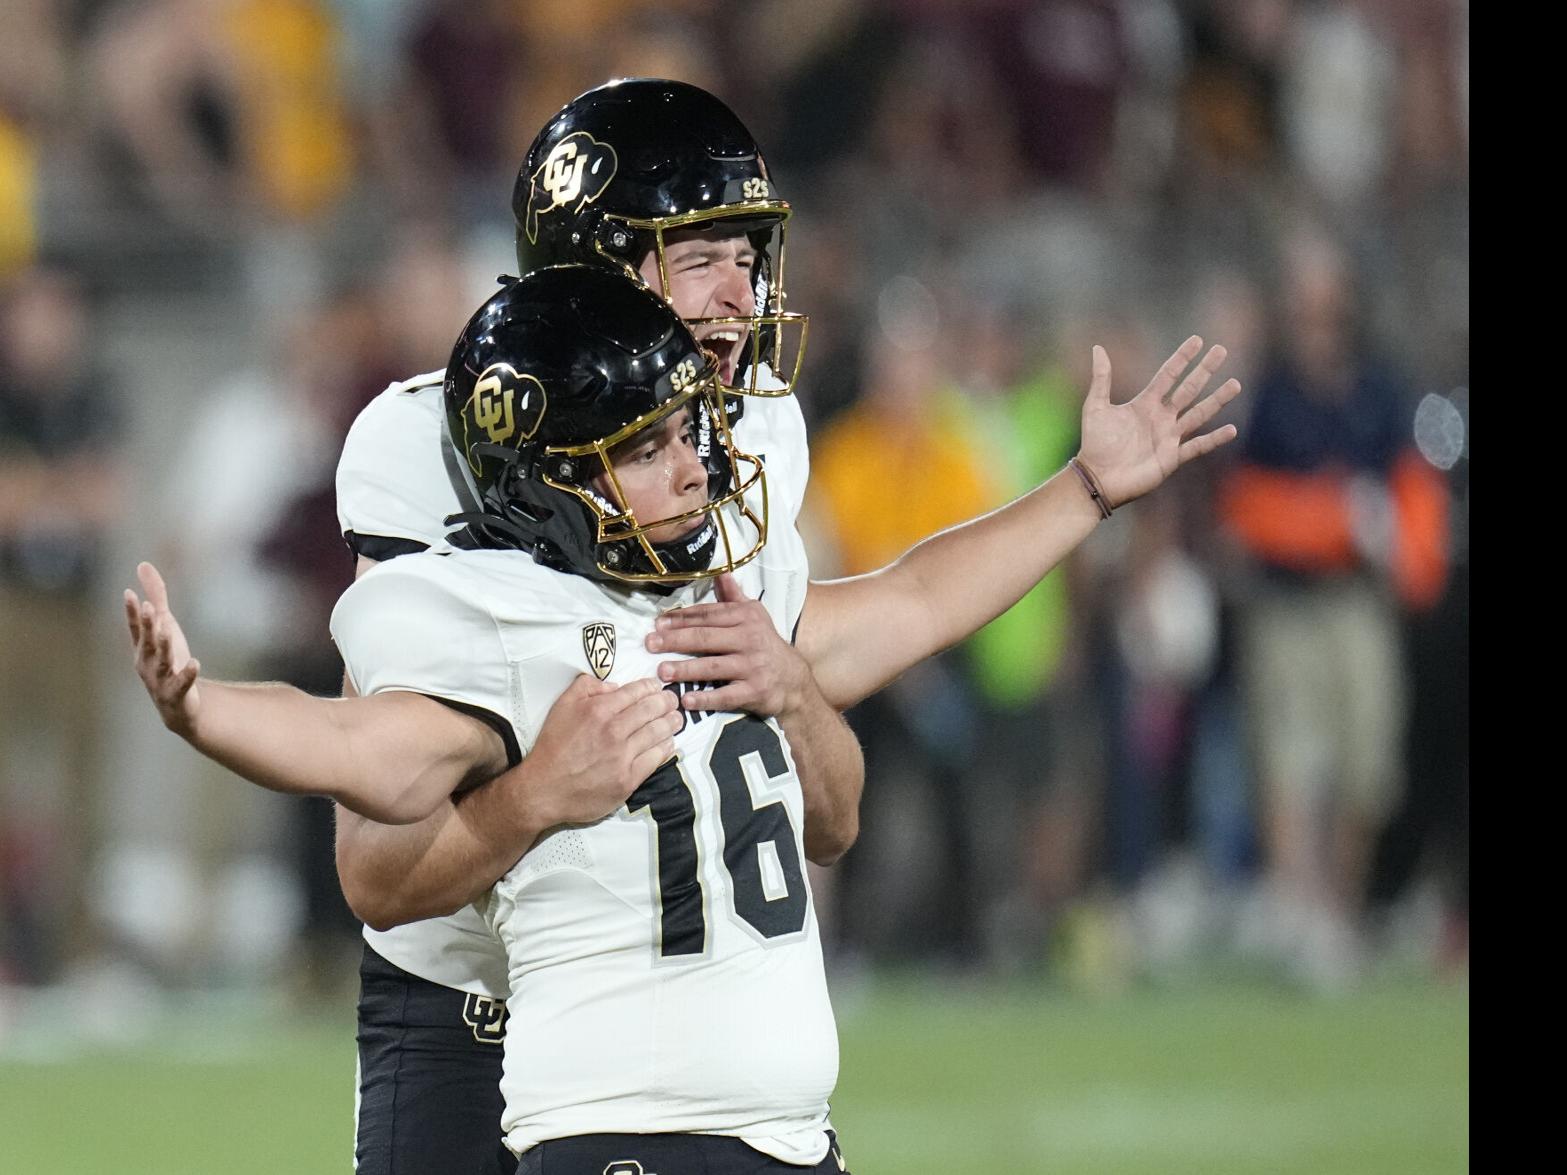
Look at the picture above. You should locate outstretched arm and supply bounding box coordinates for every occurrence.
[796,337,1241,710]
[125,562,505,825]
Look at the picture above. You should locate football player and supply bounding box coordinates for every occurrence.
[331,79,855,1175]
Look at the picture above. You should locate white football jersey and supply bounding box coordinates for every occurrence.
[334,366,812,997]
[330,520,836,1164]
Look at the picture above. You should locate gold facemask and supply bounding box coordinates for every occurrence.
[541,362,770,585]
[595,200,809,400]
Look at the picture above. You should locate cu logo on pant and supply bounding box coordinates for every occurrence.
[461,994,508,1045]
[604,1163,653,1175]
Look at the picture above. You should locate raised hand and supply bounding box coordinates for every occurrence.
[1076,336,1242,509]
[525,674,683,826]
[124,561,202,738]
[646,573,814,719]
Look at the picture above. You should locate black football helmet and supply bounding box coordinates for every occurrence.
[443,265,769,587]
[512,77,806,400]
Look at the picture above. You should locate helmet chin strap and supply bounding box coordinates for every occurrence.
[647,516,719,578]
[443,509,535,553]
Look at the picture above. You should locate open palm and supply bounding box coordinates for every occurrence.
[1077,336,1242,509]
[124,561,203,736]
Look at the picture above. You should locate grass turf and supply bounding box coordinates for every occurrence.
[0,974,1466,1174]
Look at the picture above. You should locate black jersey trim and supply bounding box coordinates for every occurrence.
[346,531,431,563]
[426,696,522,771]
[790,595,807,647]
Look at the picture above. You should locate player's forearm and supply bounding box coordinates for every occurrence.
[776,684,863,866]
[336,770,555,930]
[185,683,477,825]
[803,467,1101,709]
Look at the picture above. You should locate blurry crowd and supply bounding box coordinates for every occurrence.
[0,0,1467,1000]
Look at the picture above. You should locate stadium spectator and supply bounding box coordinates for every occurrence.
[0,265,126,981]
[946,297,1094,971]
[0,0,68,278]
[1218,227,1446,989]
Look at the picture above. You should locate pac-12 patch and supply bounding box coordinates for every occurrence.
[582,622,616,680]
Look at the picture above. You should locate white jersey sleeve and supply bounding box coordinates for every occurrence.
[330,554,518,998]
[331,556,521,766]
[335,372,470,560]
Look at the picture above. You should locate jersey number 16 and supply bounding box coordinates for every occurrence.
[627,714,809,958]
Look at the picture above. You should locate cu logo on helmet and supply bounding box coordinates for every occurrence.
[526,132,617,243]
[466,365,546,472]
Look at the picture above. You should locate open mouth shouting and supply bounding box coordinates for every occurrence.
[697,325,749,386]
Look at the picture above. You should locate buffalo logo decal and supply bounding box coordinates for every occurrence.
[582,622,616,680]
[525,132,618,244]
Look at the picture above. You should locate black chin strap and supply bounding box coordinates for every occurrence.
[443,510,533,552]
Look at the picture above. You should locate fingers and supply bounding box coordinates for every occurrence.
[652,602,745,634]
[1143,335,1203,404]
[138,600,158,666]
[561,672,619,699]
[648,624,745,658]
[1166,344,1227,412]
[622,700,684,788]
[137,561,170,614]
[594,676,664,716]
[155,612,178,677]
[626,737,678,789]
[171,658,201,701]
[606,686,679,741]
[658,653,745,686]
[1085,344,1112,405]
[1178,376,1242,433]
[677,683,751,713]
[124,589,143,648]
[1178,424,1239,464]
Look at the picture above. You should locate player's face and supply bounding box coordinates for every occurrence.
[596,404,711,544]
[638,229,758,387]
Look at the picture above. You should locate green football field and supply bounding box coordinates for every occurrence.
[0,974,1467,1174]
